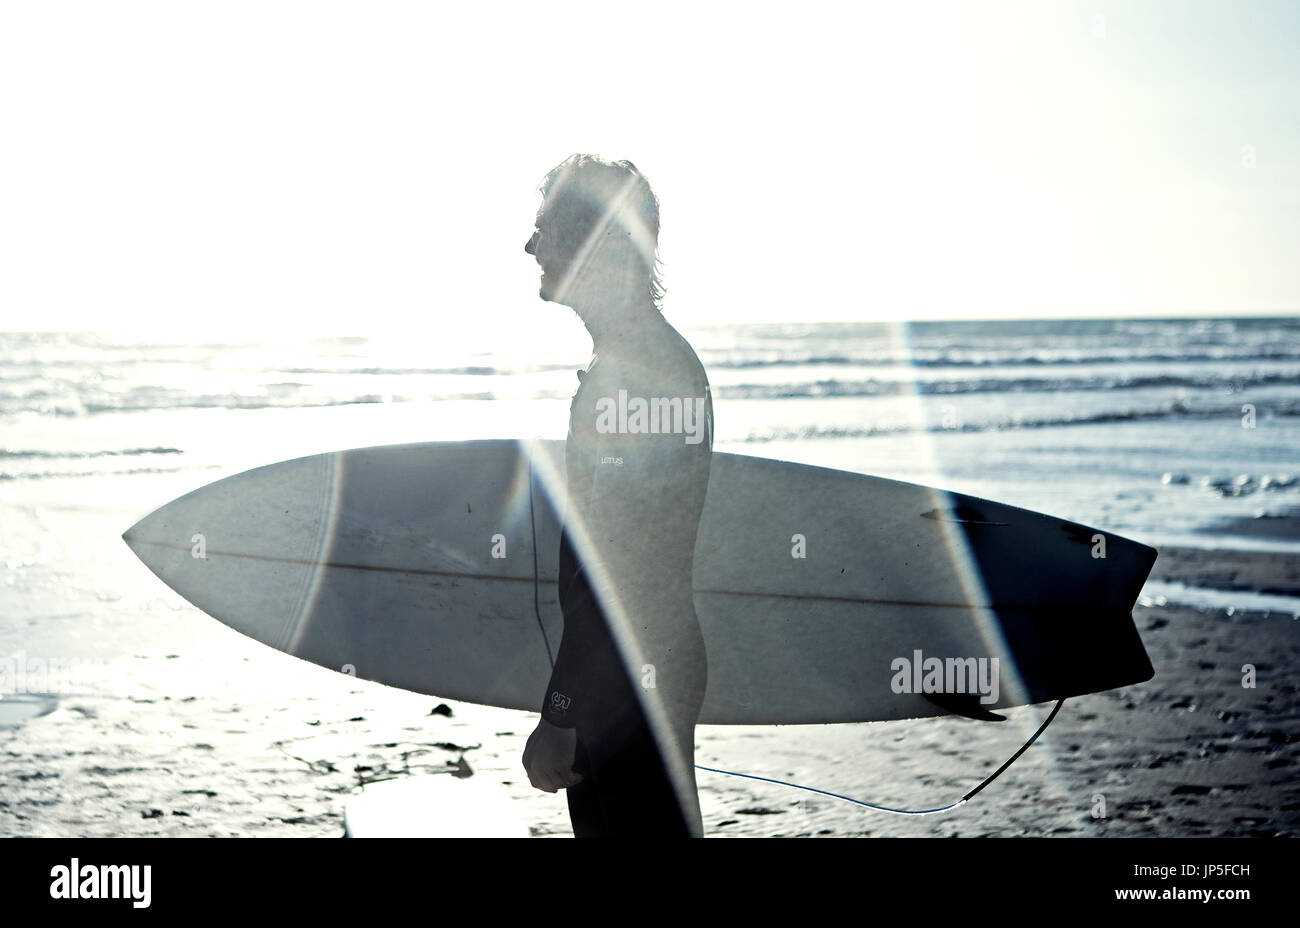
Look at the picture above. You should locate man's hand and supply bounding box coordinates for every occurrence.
[523,718,584,793]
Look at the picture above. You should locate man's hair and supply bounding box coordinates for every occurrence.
[539,154,665,311]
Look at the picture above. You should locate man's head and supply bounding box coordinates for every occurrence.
[524,154,663,313]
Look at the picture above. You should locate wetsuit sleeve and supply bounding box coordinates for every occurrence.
[541,534,643,730]
[540,545,595,729]
[540,630,585,728]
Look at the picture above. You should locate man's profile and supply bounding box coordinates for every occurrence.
[520,154,713,837]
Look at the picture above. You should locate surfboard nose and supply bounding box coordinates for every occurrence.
[121,504,172,567]
[121,514,149,558]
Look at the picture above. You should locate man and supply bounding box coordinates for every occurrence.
[521,154,713,837]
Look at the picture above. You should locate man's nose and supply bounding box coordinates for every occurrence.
[524,231,537,256]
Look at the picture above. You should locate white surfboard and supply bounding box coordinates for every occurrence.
[122,440,1156,724]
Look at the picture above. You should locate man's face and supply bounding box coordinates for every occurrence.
[524,196,598,304]
[523,204,555,301]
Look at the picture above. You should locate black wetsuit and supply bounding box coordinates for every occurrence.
[539,324,713,837]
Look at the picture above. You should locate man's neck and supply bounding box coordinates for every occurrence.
[580,302,666,356]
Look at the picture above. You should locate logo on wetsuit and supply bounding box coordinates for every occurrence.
[549,691,573,716]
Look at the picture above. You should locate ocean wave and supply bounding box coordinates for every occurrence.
[740,401,1300,442]
[0,465,198,481]
[275,365,509,376]
[704,348,1300,370]
[718,370,1300,400]
[0,396,402,417]
[79,396,399,414]
[0,447,182,460]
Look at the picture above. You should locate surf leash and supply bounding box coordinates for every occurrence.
[695,697,1065,815]
[526,459,1066,816]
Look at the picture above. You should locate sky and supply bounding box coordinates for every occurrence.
[1,0,1297,337]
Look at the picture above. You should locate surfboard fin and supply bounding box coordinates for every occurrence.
[920,506,1008,526]
[922,692,1007,721]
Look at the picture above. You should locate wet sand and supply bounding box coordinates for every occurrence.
[1150,546,1300,598]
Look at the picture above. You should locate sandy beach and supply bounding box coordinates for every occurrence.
[3,519,1296,837]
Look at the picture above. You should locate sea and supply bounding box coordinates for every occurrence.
[4,315,1298,547]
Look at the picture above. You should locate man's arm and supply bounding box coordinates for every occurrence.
[524,544,595,793]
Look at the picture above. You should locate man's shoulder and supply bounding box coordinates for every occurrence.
[645,321,708,392]
[588,317,709,402]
